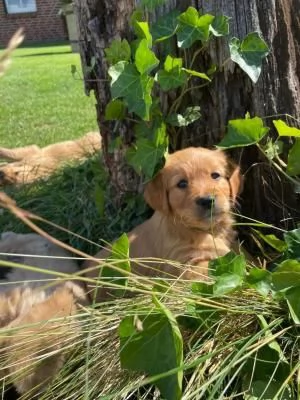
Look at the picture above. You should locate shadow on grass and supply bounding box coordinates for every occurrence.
[16,51,72,57]
[0,156,150,257]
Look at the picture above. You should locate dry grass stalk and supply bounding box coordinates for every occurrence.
[0,28,25,78]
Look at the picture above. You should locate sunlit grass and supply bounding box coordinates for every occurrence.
[0,44,98,148]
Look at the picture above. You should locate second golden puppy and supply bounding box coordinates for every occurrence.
[0,131,101,185]
[84,147,242,301]
[0,232,87,397]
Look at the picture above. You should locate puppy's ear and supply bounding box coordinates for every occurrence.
[228,164,243,202]
[144,172,169,213]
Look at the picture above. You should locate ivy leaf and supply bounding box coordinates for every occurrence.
[119,298,183,400]
[287,139,300,176]
[140,0,166,11]
[243,345,291,400]
[262,139,283,160]
[177,7,214,48]
[155,56,187,91]
[217,117,269,148]
[213,273,243,296]
[126,135,168,179]
[246,268,272,297]
[273,119,300,137]
[229,32,269,83]
[108,61,154,120]
[182,68,211,81]
[166,106,201,127]
[105,99,126,120]
[164,55,182,72]
[285,286,300,324]
[209,252,246,278]
[156,70,187,91]
[105,39,131,65]
[151,10,180,42]
[211,252,246,295]
[272,259,300,291]
[133,20,153,46]
[135,39,159,74]
[101,233,131,297]
[283,228,300,260]
[253,230,288,252]
[209,15,230,37]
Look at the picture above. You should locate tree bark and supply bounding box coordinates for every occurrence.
[74,0,300,233]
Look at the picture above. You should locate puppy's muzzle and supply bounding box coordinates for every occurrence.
[195,196,215,210]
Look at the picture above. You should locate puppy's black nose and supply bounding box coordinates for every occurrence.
[195,196,214,209]
[0,170,5,181]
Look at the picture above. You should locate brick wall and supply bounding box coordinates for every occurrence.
[0,0,68,46]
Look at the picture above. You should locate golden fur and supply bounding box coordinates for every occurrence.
[84,147,242,301]
[0,131,101,185]
[0,232,87,396]
[0,284,86,397]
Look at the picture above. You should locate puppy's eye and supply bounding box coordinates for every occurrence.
[177,179,188,189]
[211,172,221,180]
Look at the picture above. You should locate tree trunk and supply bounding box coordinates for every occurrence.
[74,0,300,234]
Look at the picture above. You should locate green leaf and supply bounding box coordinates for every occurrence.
[284,228,300,260]
[108,61,154,120]
[177,7,214,48]
[213,273,243,295]
[104,99,126,120]
[101,233,131,297]
[151,10,180,42]
[105,39,131,65]
[166,106,201,127]
[253,230,288,252]
[285,286,300,324]
[119,300,183,400]
[245,380,292,400]
[181,68,211,81]
[126,131,168,179]
[273,119,300,137]
[229,32,269,83]
[257,314,285,356]
[133,20,153,46]
[262,138,283,160]
[209,15,230,37]
[272,259,300,291]
[155,56,187,91]
[164,55,182,72]
[191,281,214,297]
[155,69,187,90]
[217,116,269,148]
[287,139,300,176]
[243,346,291,400]
[247,268,271,296]
[140,0,166,11]
[135,38,159,74]
[209,251,246,277]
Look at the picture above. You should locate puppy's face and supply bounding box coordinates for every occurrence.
[144,147,242,230]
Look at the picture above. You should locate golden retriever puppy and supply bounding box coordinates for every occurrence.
[84,147,242,301]
[0,232,87,397]
[0,283,86,397]
[0,131,101,185]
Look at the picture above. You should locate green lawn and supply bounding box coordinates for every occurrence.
[0,44,98,148]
